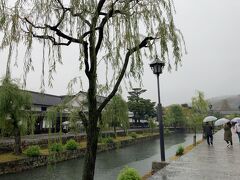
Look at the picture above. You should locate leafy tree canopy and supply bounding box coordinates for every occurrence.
[128,97,156,120]
[0,0,184,91]
[0,76,32,154]
[164,104,185,128]
[102,94,129,134]
[0,77,31,123]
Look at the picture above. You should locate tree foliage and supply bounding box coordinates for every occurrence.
[102,94,129,136]
[0,0,184,90]
[0,76,32,154]
[128,88,155,123]
[0,0,184,179]
[191,91,209,132]
[164,104,185,128]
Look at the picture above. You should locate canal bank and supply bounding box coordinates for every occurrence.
[0,133,202,180]
[0,133,159,175]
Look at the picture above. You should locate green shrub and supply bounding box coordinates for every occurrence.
[49,143,64,153]
[129,132,137,139]
[117,167,141,180]
[102,137,114,144]
[98,137,114,144]
[164,129,170,135]
[25,145,40,157]
[176,145,184,156]
[65,139,78,150]
[98,136,103,143]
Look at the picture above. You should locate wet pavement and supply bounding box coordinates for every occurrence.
[149,129,240,180]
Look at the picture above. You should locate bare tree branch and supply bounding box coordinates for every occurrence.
[69,10,91,27]
[55,0,65,10]
[97,36,157,113]
[24,18,45,29]
[31,32,71,46]
[83,41,90,77]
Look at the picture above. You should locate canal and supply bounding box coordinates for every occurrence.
[0,133,202,180]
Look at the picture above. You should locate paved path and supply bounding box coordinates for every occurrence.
[0,128,150,144]
[149,129,240,180]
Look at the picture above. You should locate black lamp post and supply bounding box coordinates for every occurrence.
[150,55,165,162]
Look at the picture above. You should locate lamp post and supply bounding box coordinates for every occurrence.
[150,55,165,162]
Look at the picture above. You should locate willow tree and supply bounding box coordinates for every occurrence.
[0,0,184,179]
[191,91,209,145]
[0,77,31,154]
[102,94,129,137]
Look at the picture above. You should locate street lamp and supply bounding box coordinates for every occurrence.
[150,55,165,161]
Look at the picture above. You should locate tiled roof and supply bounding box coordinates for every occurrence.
[28,91,65,106]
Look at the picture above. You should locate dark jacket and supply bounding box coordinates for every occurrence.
[224,123,232,141]
[204,124,213,136]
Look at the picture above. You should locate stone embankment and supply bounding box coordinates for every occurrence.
[0,133,159,175]
[0,128,157,153]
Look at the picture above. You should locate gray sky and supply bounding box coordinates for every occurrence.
[1,0,240,106]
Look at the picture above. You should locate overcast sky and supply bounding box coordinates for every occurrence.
[1,0,240,106]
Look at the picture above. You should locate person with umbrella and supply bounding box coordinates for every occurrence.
[203,116,217,145]
[224,122,233,147]
[233,118,240,143]
[204,122,214,145]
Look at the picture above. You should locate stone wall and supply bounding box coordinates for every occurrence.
[0,128,157,153]
[0,134,159,175]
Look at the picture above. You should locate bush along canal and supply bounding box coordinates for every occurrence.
[0,133,202,180]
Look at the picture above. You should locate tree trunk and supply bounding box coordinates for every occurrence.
[82,53,99,180]
[82,120,99,180]
[14,125,22,155]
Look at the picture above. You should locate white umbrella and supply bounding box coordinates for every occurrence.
[214,118,230,126]
[203,116,217,123]
[231,117,240,123]
[62,121,70,125]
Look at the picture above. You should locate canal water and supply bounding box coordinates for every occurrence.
[0,133,202,180]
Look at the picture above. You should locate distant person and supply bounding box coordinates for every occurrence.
[234,122,240,143]
[204,122,213,145]
[224,122,233,147]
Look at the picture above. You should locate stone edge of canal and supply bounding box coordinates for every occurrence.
[0,133,160,175]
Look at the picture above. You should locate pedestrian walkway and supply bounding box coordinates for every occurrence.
[149,129,240,180]
[0,128,149,144]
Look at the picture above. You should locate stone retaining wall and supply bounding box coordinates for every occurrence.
[0,128,158,153]
[0,134,159,175]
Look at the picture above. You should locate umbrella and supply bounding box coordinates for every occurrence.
[231,117,240,123]
[62,121,70,125]
[214,118,230,126]
[203,116,217,123]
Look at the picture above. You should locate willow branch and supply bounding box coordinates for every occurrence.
[97,37,157,113]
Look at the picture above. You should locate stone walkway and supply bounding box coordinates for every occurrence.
[149,129,240,180]
[0,128,148,144]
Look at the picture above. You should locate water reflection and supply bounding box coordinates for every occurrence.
[0,133,201,180]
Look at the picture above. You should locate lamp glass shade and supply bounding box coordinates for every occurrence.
[150,56,165,75]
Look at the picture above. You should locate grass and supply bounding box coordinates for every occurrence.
[169,139,203,161]
[0,153,26,163]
